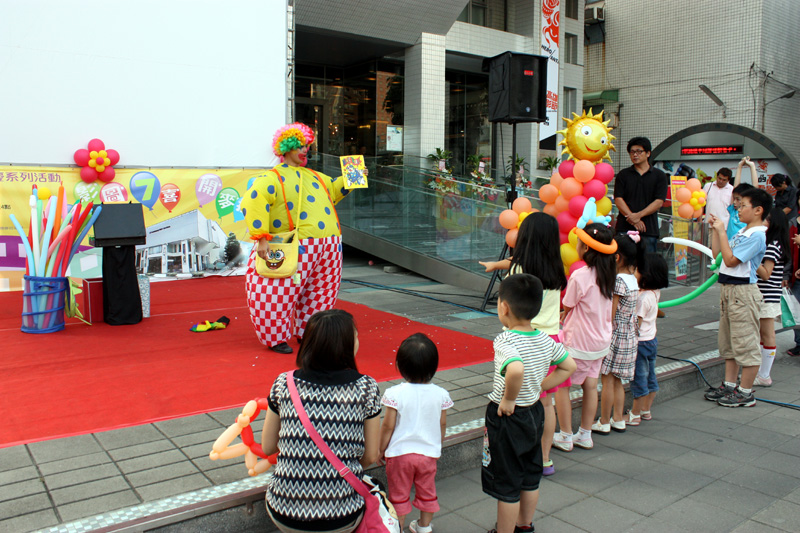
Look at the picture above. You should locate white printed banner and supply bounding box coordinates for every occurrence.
[539,0,560,141]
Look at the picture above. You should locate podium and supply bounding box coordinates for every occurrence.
[93,203,147,325]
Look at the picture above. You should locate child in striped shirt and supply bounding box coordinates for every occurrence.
[755,207,790,386]
[482,274,576,533]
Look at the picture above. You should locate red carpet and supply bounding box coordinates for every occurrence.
[0,276,492,448]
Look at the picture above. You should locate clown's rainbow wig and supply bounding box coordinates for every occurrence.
[272,123,315,158]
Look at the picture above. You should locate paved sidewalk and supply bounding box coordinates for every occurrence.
[405,369,800,533]
[1,247,799,532]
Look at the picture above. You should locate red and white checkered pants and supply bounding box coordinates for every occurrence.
[246,235,342,347]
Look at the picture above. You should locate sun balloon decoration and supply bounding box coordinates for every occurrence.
[557,109,616,163]
[536,109,617,277]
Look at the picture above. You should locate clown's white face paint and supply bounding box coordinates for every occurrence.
[284,146,308,167]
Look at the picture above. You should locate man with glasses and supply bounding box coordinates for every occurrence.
[613,137,669,252]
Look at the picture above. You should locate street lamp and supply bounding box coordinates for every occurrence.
[765,90,796,107]
[762,90,795,132]
[699,85,726,118]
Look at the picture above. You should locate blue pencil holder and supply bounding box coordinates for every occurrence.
[22,275,68,334]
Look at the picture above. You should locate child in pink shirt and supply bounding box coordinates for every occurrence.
[553,224,616,452]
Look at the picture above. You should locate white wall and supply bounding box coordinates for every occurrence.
[0,0,286,167]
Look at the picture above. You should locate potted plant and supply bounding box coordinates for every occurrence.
[427,148,453,174]
[505,155,531,189]
[538,156,560,171]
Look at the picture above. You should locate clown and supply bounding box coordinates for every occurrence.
[242,123,361,353]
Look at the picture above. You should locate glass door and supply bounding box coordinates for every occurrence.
[295,98,327,162]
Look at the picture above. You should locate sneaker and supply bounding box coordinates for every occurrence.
[753,375,773,387]
[542,460,555,476]
[410,520,433,533]
[514,524,535,533]
[640,410,652,421]
[717,388,756,408]
[591,419,610,434]
[610,418,626,433]
[552,432,573,452]
[573,431,594,449]
[627,411,642,426]
[704,383,734,402]
[787,346,800,357]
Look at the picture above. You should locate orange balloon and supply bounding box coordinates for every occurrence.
[675,187,692,203]
[692,208,703,219]
[678,203,694,219]
[550,172,563,188]
[539,184,559,204]
[543,203,559,217]
[560,177,583,200]
[506,228,519,248]
[530,208,540,213]
[512,197,532,214]
[573,160,596,183]
[499,209,519,230]
[686,178,702,192]
[554,195,570,212]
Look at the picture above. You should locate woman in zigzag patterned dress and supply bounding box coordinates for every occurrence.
[261,309,381,533]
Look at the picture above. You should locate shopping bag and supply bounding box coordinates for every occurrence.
[781,287,800,328]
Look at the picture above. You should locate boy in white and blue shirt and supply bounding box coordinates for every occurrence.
[706,187,772,407]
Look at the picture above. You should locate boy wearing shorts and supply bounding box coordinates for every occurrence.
[482,274,576,533]
[705,187,772,407]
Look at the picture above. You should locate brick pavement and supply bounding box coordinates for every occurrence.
[1,248,799,532]
[421,358,800,533]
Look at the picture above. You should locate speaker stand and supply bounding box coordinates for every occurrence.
[481,122,519,312]
[480,242,509,312]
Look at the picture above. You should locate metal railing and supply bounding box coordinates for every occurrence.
[308,154,712,286]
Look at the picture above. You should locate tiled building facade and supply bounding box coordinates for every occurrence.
[584,0,800,170]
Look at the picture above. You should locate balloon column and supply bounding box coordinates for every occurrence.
[538,109,617,275]
[674,178,707,219]
[74,139,120,183]
[498,197,538,248]
[210,398,278,476]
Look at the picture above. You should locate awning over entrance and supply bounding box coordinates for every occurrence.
[296,0,470,46]
[583,89,619,105]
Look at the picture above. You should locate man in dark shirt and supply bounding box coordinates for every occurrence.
[613,137,669,252]
[771,173,798,222]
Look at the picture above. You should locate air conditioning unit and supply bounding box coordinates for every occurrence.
[585,6,605,23]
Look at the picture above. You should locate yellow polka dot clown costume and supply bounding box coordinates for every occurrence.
[242,123,352,353]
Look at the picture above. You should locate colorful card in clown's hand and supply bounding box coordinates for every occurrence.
[340,155,369,189]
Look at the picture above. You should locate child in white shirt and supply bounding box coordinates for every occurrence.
[379,334,453,533]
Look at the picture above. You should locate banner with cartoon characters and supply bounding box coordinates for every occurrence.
[0,166,262,290]
[669,175,689,282]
